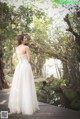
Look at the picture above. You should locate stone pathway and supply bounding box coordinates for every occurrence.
[0,88,80,119]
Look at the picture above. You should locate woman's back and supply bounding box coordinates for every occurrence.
[16,44,28,55]
[16,44,31,62]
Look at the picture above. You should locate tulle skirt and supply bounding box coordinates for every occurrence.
[8,59,40,115]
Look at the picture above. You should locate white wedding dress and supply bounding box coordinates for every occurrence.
[8,54,40,115]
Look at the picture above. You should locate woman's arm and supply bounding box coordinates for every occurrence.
[25,46,31,62]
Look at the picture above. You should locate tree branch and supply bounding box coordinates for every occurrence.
[29,44,67,63]
[64,14,80,45]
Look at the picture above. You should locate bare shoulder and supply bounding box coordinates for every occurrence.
[25,45,30,49]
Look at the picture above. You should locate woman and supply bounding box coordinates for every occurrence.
[8,33,40,115]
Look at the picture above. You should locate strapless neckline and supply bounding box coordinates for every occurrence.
[18,54,27,56]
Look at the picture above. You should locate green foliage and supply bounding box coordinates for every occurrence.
[0,0,80,109]
[35,81,60,105]
[61,86,80,110]
[7,72,13,77]
[53,79,66,91]
[0,1,51,77]
[63,88,77,102]
[0,2,10,29]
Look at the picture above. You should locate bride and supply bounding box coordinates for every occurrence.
[8,33,40,115]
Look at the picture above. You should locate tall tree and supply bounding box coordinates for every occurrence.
[0,2,11,89]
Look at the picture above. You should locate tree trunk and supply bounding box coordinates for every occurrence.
[0,45,10,90]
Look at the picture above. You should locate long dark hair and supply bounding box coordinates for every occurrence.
[17,32,28,46]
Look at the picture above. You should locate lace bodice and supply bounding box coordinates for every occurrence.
[17,54,28,63]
